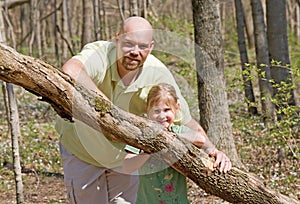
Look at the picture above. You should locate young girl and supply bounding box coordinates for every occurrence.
[123,83,231,203]
[135,83,211,204]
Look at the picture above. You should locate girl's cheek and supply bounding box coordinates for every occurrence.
[149,114,158,120]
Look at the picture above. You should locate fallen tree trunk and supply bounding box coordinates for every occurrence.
[0,43,298,204]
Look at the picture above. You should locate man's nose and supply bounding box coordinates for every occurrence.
[130,44,141,54]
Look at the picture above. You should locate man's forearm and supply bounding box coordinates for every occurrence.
[62,58,110,100]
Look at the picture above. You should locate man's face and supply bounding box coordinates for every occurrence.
[116,30,154,72]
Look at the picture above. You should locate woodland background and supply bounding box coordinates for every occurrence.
[0,0,299,203]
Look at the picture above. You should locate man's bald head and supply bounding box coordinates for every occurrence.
[120,16,153,35]
[115,16,155,77]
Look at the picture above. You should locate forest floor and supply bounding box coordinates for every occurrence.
[0,171,228,204]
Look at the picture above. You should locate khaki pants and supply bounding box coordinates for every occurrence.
[59,143,139,204]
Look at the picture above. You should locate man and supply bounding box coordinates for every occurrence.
[56,16,231,203]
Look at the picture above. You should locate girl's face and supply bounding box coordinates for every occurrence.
[147,101,178,128]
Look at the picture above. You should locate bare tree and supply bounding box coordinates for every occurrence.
[6,83,24,204]
[266,0,296,108]
[29,0,41,57]
[0,1,26,203]
[251,0,275,121]
[100,0,109,39]
[129,0,138,16]
[141,0,147,18]
[116,0,125,21]
[286,0,300,38]
[241,0,255,49]
[81,0,93,47]
[234,0,258,115]
[61,0,70,63]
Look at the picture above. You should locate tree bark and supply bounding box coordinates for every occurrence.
[129,0,138,16]
[0,0,29,9]
[234,0,258,115]
[191,0,243,169]
[241,0,255,49]
[61,0,70,64]
[266,0,295,107]
[0,5,24,203]
[81,0,93,47]
[0,44,298,204]
[6,83,24,204]
[251,0,275,121]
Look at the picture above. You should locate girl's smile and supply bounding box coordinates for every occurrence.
[147,101,177,128]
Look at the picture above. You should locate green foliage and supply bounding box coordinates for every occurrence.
[0,86,62,174]
[149,15,197,89]
[240,61,299,156]
[149,15,194,38]
[224,20,299,196]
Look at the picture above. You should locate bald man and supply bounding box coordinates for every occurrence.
[56,16,231,203]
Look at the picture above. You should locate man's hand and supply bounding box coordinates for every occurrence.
[209,149,232,173]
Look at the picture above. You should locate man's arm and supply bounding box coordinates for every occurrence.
[185,118,232,173]
[62,58,110,100]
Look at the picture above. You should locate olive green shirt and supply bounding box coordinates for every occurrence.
[55,41,192,168]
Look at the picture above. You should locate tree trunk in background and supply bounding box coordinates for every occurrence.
[122,0,127,15]
[296,2,300,39]
[141,0,147,18]
[0,43,298,204]
[61,0,70,63]
[266,0,296,107]
[29,0,41,57]
[6,83,24,204]
[101,0,109,39]
[54,0,59,63]
[234,0,258,115]
[92,0,99,40]
[220,1,226,35]
[40,1,49,61]
[241,0,255,49]
[191,0,243,169]
[286,0,300,38]
[219,1,235,36]
[251,0,275,121]
[81,0,93,47]
[117,0,125,21]
[0,7,6,44]
[98,0,104,39]
[0,3,24,203]
[129,0,138,16]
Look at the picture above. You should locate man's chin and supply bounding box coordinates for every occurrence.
[124,65,141,71]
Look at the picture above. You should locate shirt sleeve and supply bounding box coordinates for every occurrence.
[124,145,141,154]
[72,41,111,85]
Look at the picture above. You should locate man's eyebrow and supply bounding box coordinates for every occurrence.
[121,39,152,45]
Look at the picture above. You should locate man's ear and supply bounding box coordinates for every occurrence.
[115,33,120,40]
[149,40,155,52]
